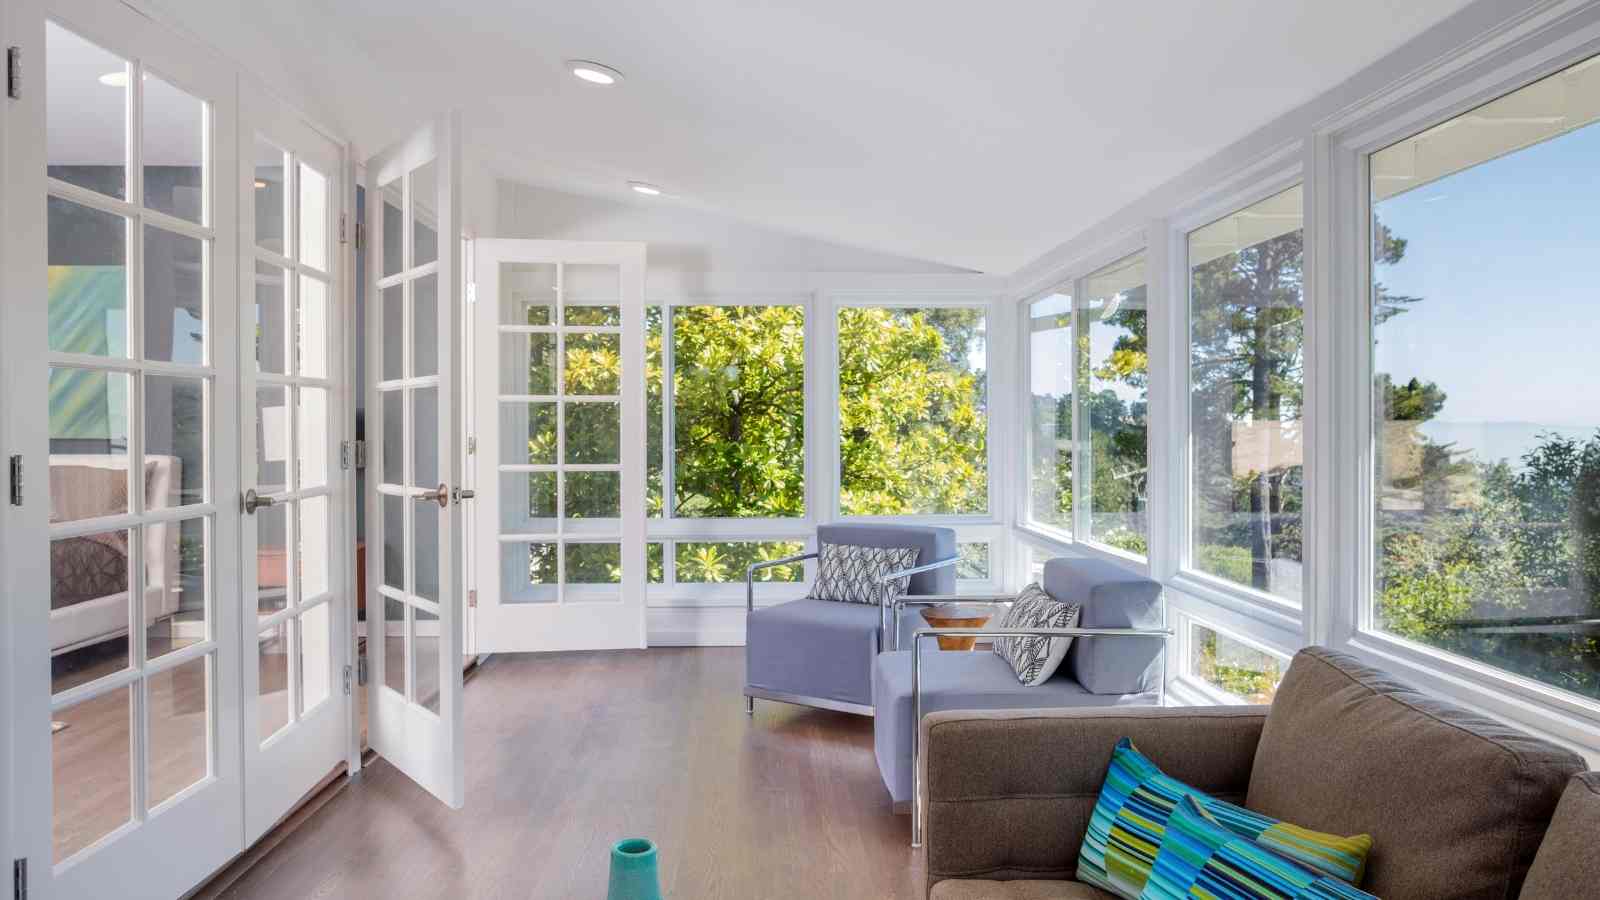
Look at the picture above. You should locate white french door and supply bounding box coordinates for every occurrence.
[237,81,351,844]
[471,240,648,653]
[3,0,245,896]
[363,114,468,808]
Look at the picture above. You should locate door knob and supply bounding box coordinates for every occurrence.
[414,483,450,508]
[242,489,275,515]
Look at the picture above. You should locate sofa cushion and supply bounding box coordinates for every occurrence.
[1520,772,1600,900]
[805,542,918,605]
[817,522,956,596]
[873,649,1156,805]
[745,598,882,708]
[1247,647,1586,900]
[930,881,1115,900]
[993,583,1081,686]
[1041,558,1163,694]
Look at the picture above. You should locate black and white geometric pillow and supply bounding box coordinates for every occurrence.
[993,582,1082,686]
[805,543,921,606]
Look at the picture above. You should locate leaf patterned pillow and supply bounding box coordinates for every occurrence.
[805,543,920,605]
[993,582,1081,686]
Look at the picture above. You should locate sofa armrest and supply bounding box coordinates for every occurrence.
[921,705,1268,893]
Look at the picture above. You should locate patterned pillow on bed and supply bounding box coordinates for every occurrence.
[992,582,1081,686]
[805,543,919,605]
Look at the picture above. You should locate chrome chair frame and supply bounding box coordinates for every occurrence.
[907,624,1173,847]
[743,551,959,715]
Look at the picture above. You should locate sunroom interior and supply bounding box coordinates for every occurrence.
[3,0,1600,898]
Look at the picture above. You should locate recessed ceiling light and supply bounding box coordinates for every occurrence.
[98,70,128,87]
[568,60,623,86]
[629,181,662,196]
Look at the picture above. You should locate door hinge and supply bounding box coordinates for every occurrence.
[13,858,26,900]
[354,222,365,251]
[466,436,477,455]
[338,212,347,245]
[357,655,369,686]
[343,664,353,695]
[341,440,367,470]
[7,47,20,100]
[466,282,477,304]
[8,455,21,506]
[468,589,477,608]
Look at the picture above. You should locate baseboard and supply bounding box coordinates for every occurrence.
[647,606,747,646]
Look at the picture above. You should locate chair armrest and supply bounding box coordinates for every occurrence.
[876,555,961,584]
[922,705,1269,892]
[744,552,817,613]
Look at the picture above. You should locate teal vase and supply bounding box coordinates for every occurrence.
[607,838,662,900]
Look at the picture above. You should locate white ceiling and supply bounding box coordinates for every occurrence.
[157,0,1476,273]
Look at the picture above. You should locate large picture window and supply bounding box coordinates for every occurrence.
[1188,186,1304,603]
[837,305,988,516]
[1369,53,1600,700]
[1080,254,1149,557]
[1028,291,1073,534]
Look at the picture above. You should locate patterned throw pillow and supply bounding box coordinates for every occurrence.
[805,543,920,606]
[1142,795,1378,900]
[1078,738,1372,899]
[992,582,1081,686]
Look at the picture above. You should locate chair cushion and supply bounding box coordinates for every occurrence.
[1247,647,1586,900]
[805,542,918,605]
[1042,558,1163,694]
[817,522,956,595]
[1520,772,1600,899]
[1141,796,1377,900]
[993,583,1081,686]
[930,880,1115,900]
[745,598,881,708]
[872,649,1156,805]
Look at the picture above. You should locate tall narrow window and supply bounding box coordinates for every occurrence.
[1188,186,1304,603]
[837,306,988,516]
[1079,255,1148,556]
[1370,53,1600,700]
[1028,290,1073,534]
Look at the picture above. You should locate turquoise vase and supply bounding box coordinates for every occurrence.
[607,838,662,900]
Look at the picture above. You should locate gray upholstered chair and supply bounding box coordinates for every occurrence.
[743,523,958,716]
[871,556,1170,844]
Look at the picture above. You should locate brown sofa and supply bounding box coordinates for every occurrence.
[921,646,1596,899]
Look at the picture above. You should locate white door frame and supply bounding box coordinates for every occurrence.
[472,239,648,653]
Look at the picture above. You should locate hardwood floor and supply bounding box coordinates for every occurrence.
[214,647,925,900]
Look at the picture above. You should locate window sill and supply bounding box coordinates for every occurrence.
[1167,571,1302,637]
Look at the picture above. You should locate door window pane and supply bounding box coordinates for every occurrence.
[411,160,438,268]
[565,305,621,326]
[383,597,406,695]
[380,180,403,278]
[671,305,805,518]
[141,73,205,224]
[413,387,439,487]
[254,140,287,254]
[501,542,558,604]
[46,23,127,200]
[254,385,289,494]
[1189,186,1304,603]
[147,517,206,660]
[298,162,328,270]
[381,284,403,381]
[1189,622,1286,704]
[564,264,619,302]
[143,224,205,364]
[255,503,288,616]
[500,262,556,324]
[565,402,620,464]
[1080,254,1149,557]
[298,275,328,379]
[380,389,402,485]
[1370,53,1600,701]
[49,367,131,522]
[500,472,557,531]
[299,601,331,713]
[381,494,404,591]
[414,607,440,714]
[565,543,622,584]
[564,332,620,395]
[50,529,132,694]
[144,374,207,509]
[297,387,329,490]
[837,306,988,515]
[254,263,287,373]
[1028,291,1073,533]
[499,402,556,464]
[48,197,129,358]
[53,687,132,863]
[414,500,439,603]
[257,625,290,742]
[297,496,330,600]
[565,471,620,518]
[146,655,208,808]
[412,274,438,377]
[500,333,556,395]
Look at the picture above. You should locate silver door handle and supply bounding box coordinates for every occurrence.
[242,489,275,515]
[453,487,476,502]
[415,483,450,508]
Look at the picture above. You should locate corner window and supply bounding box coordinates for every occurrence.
[1188,186,1304,604]
[1080,253,1149,557]
[1027,291,1073,535]
[1369,53,1600,701]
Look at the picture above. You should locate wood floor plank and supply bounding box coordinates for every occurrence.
[215,647,923,899]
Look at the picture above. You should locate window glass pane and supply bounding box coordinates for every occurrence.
[564,264,619,303]
[298,275,328,379]
[499,333,556,395]
[500,402,556,465]
[254,385,289,495]
[142,73,204,224]
[647,542,665,584]
[412,274,437,378]
[414,499,439,603]
[675,541,807,583]
[1028,291,1072,532]
[298,495,330,600]
[671,305,805,518]
[413,386,438,487]
[383,596,406,694]
[48,196,129,358]
[53,687,132,863]
[254,263,287,373]
[143,225,205,364]
[1371,54,1600,702]
[837,306,987,515]
[646,306,663,517]
[298,162,328,270]
[499,472,556,532]
[1080,254,1148,556]
[381,389,402,486]
[564,332,620,395]
[298,387,329,490]
[381,283,403,382]
[49,367,131,522]
[256,503,288,616]
[501,542,557,604]
[46,23,127,200]
[565,471,619,518]
[1189,623,1286,704]
[380,180,402,278]
[299,601,332,713]
[565,543,622,584]
[414,606,439,714]
[50,529,132,694]
[565,305,621,326]
[148,517,206,661]
[957,542,990,580]
[411,160,438,268]
[146,654,208,808]
[1189,185,1304,603]
[257,625,290,742]
[500,263,556,324]
[381,494,403,591]
[566,401,620,464]
[254,140,287,255]
[144,374,206,509]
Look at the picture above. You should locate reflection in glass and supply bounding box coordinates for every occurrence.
[49,367,131,522]
[254,139,287,255]
[298,162,328,270]
[500,472,557,531]
[563,264,619,302]
[565,305,621,326]
[145,374,207,509]
[255,503,288,616]
[46,23,128,200]
[144,225,205,364]
[52,687,132,863]
[1080,254,1148,556]
[957,542,990,580]
[257,625,290,742]
[382,494,404,591]
[499,402,556,465]
[298,275,328,379]
[501,542,557,604]
[297,387,328,489]
[298,495,330,600]
[299,601,331,713]
[254,385,289,495]
[414,607,440,714]
[380,180,402,277]
[383,596,406,696]
[499,262,557,324]
[48,197,129,358]
[254,262,287,373]
[50,529,132,694]
[414,499,439,603]
[499,333,556,395]
[147,517,206,661]
[411,160,438,268]
[1027,292,1072,533]
[146,655,209,808]
[142,73,205,223]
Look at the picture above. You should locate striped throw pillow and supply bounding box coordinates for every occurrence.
[1077,738,1372,899]
[1143,795,1378,900]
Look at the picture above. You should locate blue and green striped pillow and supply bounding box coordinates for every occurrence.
[1076,738,1372,899]
[1143,795,1378,899]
